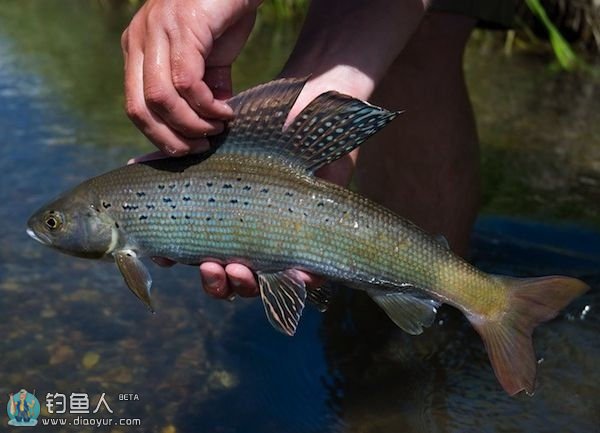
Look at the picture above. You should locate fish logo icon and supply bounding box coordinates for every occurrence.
[7,389,40,426]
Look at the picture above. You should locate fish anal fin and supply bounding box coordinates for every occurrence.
[469,275,589,396]
[368,289,440,335]
[114,250,154,312]
[257,269,307,336]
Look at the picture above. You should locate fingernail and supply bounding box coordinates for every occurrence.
[165,146,188,156]
[189,139,210,154]
[218,101,234,116]
[203,275,218,287]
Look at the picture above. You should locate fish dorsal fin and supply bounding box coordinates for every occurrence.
[368,289,440,335]
[435,235,450,250]
[214,78,400,173]
[282,92,399,172]
[257,269,307,336]
[213,77,308,156]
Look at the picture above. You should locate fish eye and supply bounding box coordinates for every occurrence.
[44,212,63,231]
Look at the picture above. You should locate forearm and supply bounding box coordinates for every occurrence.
[281,0,430,102]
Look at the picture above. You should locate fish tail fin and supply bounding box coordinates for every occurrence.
[468,275,588,396]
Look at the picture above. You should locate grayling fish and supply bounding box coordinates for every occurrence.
[27,78,588,396]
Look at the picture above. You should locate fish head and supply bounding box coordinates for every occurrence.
[27,186,118,259]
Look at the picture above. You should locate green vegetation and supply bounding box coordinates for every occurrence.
[259,0,309,19]
[524,0,581,70]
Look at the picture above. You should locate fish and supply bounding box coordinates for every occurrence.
[27,77,589,396]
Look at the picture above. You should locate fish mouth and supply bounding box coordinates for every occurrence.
[26,228,51,246]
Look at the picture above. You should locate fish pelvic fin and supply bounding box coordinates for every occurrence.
[214,77,400,173]
[469,275,589,396]
[257,269,307,336]
[306,285,334,313]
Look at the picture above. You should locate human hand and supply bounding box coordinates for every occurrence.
[121,0,259,155]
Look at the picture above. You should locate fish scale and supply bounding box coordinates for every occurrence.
[27,78,588,396]
[87,153,496,308]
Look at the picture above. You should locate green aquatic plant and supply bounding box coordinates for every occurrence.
[525,0,581,70]
[260,0,308,19]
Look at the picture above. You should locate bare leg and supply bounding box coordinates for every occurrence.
[355,12,479,256]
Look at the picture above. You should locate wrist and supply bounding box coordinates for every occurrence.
[277,0,427,118]
[280,65,375,123]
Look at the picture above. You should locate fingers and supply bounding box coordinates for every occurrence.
[292,270,325,289]
[121,6,234,157]
[199,262,257,299]
[143,29,226,134]
[225,264,258,297]
[124,34,209,155]
[200,262,232,299]
[169,30,233,119]
[128,151,170,165]
[315,149,359,187]
[204,66,233,100]
[199,261,323,301]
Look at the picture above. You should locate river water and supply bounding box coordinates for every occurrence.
[0,2,598,432]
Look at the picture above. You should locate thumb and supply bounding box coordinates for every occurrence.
[204,66,233,100]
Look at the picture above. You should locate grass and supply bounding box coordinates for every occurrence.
[524,0,581,70]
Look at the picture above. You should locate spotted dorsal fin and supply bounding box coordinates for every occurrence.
[213,77,307,154]
[281,92,400,172]
[213,78,400,173]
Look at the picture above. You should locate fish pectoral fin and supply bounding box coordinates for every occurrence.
[307,284,334,313]
[257,269,307,336]
[114,250,154,313]
[368,289,440,335]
